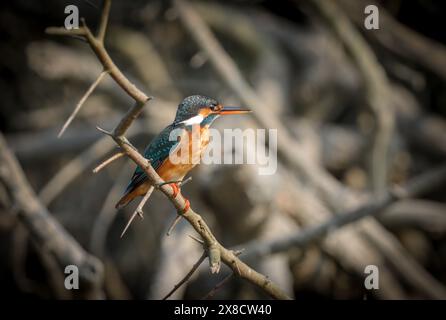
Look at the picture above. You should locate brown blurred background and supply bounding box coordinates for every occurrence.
[0,0,445,299]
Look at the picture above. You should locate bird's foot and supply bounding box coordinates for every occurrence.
[169,183,180,198]
[181,198,190,214]
[157,180,190,212]
[158,178,192,198]
[156,180,181,197]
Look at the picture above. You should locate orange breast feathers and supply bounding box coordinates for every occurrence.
[156,124,211,182]
[115,121,212,209]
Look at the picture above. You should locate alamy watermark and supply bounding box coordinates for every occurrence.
[168,125,278,175]
[364,265,379,290]
[64,265,79,290]
[364,4,379,30]
[64,5,79,30]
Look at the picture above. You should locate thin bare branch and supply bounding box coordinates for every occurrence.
[164,177,192,236]
[339,0,446,83]
[174,0,441,299]
[38,135,116,205]
[179,176,193,186]
[166,215,182,236]
[47,0,291,300]
[188,234,204,245]
[97,0,111,43]
[84,0,100,10]
[92,151,125,173]
[96,126,113,136]
[242,164,446,260]
[58,70,109,138]
[201,249,242,297]
[202,273,234,300]
[108,89,290,299]
[90,160,133,257]
[39,126,144,206]
[45,26,87,36]
[48,17,148,102]
[113,100,150,136]
[162,251,207,300]
[0,133,104,298]
[310,0,394,197]
[120,185,154,238]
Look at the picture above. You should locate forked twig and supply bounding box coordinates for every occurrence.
[46,0,291,300]
[201,249,244,299]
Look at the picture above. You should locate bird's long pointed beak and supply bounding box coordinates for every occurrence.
[219,106,251,115]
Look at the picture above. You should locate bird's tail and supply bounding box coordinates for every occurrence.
[115,191,134,209]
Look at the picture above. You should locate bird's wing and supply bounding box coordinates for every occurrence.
[123,124,185,194]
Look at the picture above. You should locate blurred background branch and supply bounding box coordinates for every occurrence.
[0,133,104,299]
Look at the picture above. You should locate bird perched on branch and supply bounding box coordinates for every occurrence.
[115,95,250,212]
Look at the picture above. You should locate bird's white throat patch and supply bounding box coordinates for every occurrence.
[180,114,204,126]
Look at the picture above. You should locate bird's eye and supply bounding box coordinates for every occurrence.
[210,104,221,111]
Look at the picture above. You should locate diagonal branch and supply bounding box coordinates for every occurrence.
[90,160,133,258]
[173,0,446,299]
[338,0,446,83]
[58,69,109,138]
[166,215,182,236]
[0,133,104,298]
[241,164,446,261]
[92,151,125,173]
[162,251,207,300]
[100,102,290,298]
[97,0,111,43]
[120,185,154,238]
[47,0,290,300]
[310,0,394,197]
[46,22,148,104]
[202,273,234,300]
[45,26,86,36]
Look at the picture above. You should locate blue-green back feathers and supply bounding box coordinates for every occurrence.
[124,124,179,193]
[123,95,219,195]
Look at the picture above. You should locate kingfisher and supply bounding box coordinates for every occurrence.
[115,95,250,212]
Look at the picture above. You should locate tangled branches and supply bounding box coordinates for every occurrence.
[46,0,290,300]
